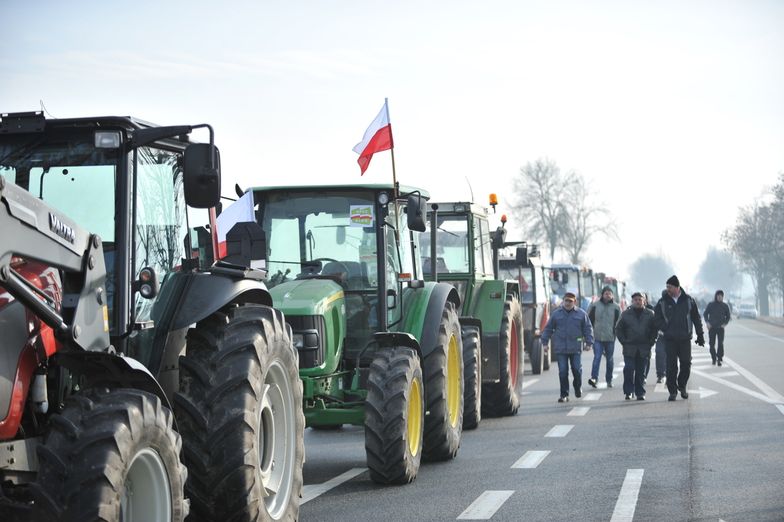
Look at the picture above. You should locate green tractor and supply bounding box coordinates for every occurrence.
[419,202,524,429]
[252,184,465,485]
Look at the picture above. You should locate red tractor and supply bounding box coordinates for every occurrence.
[0,112,304,521]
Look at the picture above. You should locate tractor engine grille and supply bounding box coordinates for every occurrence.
[287,315,326,369]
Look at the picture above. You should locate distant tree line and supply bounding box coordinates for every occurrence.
[723,172,784,316]
[510,158,616,264]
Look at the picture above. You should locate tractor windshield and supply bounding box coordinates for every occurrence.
[498,263,534,303]
[260,191,379,290]
[420,214,469,274]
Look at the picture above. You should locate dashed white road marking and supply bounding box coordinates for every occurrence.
[511,450,551,469]
[545,425,574,437]
[583,392,602,401]
[610,469,644,522]
[457,490,515,520]
[654,382,668,393]
[568,407,590,416]
[302,467,366,504]
[775,404,784,417]
[692,364,713,370]
[714,370,739,378]
[522,378,539,389]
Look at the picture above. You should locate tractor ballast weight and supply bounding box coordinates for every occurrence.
[256,184,466,485]
[421,201,525,424]
[0,112,304,522]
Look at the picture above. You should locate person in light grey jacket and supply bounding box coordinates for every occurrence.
[587,287,621,388]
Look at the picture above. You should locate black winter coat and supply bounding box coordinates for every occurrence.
[615,307,658,357]
[703,301,731,329]
[654,291,704,341]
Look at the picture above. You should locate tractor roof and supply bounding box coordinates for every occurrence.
[426,201,488,217]
[0,112,158,133]
[251,183,429,199]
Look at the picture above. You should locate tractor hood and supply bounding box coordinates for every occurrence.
[268,278,345,316]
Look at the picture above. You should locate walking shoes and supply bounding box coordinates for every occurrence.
[679,387,689,399]
[558,396,569,403]
[588,378,597,388]
[668,393,677,401]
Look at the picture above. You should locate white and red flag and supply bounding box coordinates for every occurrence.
[353,100,393,175]
[215,190,255,259]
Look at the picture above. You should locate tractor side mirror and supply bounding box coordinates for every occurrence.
[492,227,507,249]
[184,143,221,208]
[406,195,427,232]
[515,246,528,266]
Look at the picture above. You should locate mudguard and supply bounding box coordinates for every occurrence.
[403,282,460,358]
[374,332,421,357]
[170,269,272,330]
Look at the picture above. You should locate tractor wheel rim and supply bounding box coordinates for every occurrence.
[510,320,519,388]
[407,377,423,456]
[121,448,171,522]
[258,361,296,519]
[447,333,461,427]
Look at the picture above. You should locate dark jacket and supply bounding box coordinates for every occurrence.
[703,300,731,329]
[587,298,621,342]
[654,290,704,341]
[615,306,658,357]
[541,305,595,355]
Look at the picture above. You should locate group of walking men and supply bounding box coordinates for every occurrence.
[541,275,732,402]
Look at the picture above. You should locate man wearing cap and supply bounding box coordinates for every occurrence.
[703,290,731,366]
[587,286,622,389]
[541,291,595,402]
[653,275,705,401]
[616,292,658,400]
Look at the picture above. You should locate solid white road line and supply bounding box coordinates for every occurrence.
[457,490,515,520]
[776,404,784,417]
[722,356,784,403]
[583,392,602,401]
[610,469,644,522]
[522,378,539,390]
[567,407,590,416]
[301,467,366,504]
[511,450,551,469]
[734,322,784,344]
[545,425,574,437]
[692,369,781,405]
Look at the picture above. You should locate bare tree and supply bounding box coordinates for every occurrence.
[511,158,568,260]
[696,247,740,295]
[559,176,618,264]
[628,254,674,300]
[724,202,778,316]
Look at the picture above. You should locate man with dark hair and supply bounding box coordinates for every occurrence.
[703,290,731,365]
[654,275,705,401]
[616,292,658,400]
[541,292,595,403]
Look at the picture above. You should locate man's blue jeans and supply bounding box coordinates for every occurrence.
[623,353,647,397]
[591,340,615,383]
[556,353,582,397]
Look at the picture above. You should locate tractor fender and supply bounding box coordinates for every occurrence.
[413,282,460,358]
[56,351,172,412]
[374,332,422,358]
[171,271,272,331]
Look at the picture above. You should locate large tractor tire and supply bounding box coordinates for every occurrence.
[461,325,482,430]
[175,304,305,522]
[364,347,424,485]
[482,296,524,417]
[31,388,186,522]
[422,302,464,461]
[530,336,544,375]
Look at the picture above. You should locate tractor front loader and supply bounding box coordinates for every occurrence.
[0,112,304,522]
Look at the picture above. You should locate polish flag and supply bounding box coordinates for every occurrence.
[216,190,255,259]
[353,100,393,175]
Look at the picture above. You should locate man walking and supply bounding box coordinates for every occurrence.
[541,292,594,402]
[587,286,621,389]
[703,290,731,366]
[654,275,705,401]
[616,292,658,400]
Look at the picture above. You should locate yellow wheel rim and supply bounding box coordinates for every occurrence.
[407,377,423,456]
[446,333,461,427]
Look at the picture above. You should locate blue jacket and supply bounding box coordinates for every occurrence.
[541,305,595,354]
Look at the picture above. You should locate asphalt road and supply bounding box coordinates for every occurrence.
[299,319,784,521]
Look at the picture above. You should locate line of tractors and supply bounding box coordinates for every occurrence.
[0,112,623,521]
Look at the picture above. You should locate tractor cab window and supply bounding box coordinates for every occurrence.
[420,214,469,274]
[474,217,494,277]
[0,133,119,328]
[132,147,188,330]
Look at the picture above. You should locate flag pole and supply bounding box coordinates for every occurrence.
[385,98,401,244]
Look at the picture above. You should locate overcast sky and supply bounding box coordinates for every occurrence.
[3,0,782,288]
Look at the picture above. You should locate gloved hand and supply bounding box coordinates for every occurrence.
[696,335,705,347]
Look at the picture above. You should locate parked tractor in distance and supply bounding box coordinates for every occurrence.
[420,201,524,428]
[253,184,465,485]
[0,112,304,522]
[498,244,551,375]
